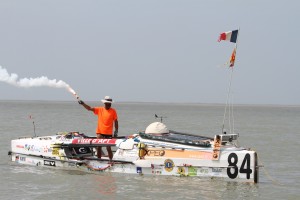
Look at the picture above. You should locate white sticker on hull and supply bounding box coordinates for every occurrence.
[44,160,56,167]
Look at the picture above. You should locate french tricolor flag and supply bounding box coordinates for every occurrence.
[218,30,238,43]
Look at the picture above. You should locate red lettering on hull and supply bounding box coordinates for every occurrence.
[72,138,117,145]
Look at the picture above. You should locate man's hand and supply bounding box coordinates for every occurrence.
[78,100,85,105]
[114,130,118,137]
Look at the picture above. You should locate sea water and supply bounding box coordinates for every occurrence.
[0,101,299,200]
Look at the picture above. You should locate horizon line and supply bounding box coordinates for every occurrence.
[0,99,299,107]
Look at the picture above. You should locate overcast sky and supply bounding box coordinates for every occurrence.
[0,0,299,105]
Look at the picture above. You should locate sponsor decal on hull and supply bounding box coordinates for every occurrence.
[44,160,56,167]
[188,167,197,176]
[72,138,117,145]
[177,167,186,176]
[136,167,142,174]
[212,135,221,160]
[146,148,212,160]
[164,159,174,172]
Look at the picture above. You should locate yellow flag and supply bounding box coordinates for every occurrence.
[229,48,236,67]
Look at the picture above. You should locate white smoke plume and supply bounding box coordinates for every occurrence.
[0,66,79,99]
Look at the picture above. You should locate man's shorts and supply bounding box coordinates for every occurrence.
[97,133,112,139]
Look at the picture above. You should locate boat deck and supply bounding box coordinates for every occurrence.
[139,130,213,147]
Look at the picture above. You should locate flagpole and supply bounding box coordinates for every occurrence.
[221,28,240,134]
[231,28,240,134]
[222,67,234,134]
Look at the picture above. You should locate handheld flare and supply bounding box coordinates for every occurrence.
[66,85,80,100]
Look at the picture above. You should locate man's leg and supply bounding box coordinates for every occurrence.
[107,146,113,161]
[97,147,102,159]
[97,134,102,159]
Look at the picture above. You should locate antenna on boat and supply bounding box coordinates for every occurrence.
[155,114,167,123]
[29,115,36,137]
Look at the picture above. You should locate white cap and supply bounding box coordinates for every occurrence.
[145,122,169,134]
[101,96,113,104]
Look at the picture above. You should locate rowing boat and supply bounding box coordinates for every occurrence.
[9,122,259,183]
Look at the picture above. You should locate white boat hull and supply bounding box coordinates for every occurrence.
[9,132,259,183]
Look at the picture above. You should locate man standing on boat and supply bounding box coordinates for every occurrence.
[78,96,118,161]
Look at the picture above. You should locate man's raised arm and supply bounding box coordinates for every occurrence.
[78,100,94,111]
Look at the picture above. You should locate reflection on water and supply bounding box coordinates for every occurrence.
[221,182,259,199]
[104,174,260,200]
[93,173,117,197]
[9,163,56,175]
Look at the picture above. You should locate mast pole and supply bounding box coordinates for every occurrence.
[221,28,240,134]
